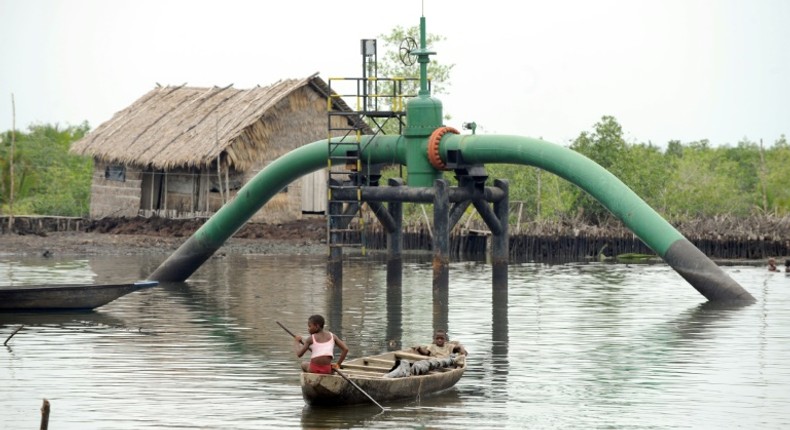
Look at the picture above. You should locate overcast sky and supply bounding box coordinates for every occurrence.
[1,0,788,147]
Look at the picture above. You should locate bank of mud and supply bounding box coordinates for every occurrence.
[0,216,327,257]
[1,214,789,261]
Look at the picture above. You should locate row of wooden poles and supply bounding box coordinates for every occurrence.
[0,216,84,234]
[360,226,790,261]
[3,215,788,260]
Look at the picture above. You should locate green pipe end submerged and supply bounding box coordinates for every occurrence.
[149,136,404,282]
[438,133,754,303]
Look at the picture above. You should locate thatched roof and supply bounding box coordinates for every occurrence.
[71,73,365,171]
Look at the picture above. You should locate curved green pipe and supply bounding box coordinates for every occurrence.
[148,136,404,282]
[440,134,754,302]
[443,135,679,253]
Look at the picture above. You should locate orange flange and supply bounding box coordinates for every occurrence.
[427,126,459,171]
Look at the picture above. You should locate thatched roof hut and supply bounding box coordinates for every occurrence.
[72,73,363,171]
[72,73,361,221]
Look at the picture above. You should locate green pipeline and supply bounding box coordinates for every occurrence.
[150,134,678,280]
[438,134,683,256]
[149,133,754,302]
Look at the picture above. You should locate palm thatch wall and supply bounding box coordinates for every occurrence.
[71,74,360,222]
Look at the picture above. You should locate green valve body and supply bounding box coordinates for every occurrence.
[404,95,443,187]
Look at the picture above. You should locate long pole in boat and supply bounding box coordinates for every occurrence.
[276,321,386,411]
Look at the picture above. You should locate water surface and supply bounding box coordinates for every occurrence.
[1,254,789,429]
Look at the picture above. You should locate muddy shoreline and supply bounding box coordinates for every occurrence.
[0,217,328,257]
[2,215,788,261]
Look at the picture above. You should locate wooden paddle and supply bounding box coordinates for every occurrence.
[276,321,386,411]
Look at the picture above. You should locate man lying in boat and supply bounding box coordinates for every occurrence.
[383,330,467,378]
[412,329,467,357]
[294,314,349,374]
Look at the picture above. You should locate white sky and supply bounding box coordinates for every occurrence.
[1,0,788,147]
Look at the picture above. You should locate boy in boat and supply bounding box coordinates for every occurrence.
[413,329,467,357]
[294,314,349,374]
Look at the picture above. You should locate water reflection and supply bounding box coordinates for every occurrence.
[299,388,466,428]
[328,278,344,340]
[385,282,403,351]
[432,277,449,333]
[0,259,96,285]
[1,255,789,429]
[0,310,126,329]
[491,285,509,387]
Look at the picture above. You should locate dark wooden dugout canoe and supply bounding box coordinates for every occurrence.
[300,349,466,406]
[0,281,158,311]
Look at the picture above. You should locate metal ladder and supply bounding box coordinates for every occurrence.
[326,86,365,251]
[325,76,418,252]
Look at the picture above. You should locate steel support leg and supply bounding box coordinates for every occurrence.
[386,178,404,289]
[433,179,450,332]
[492,179,509,289]
[327,200,343,290]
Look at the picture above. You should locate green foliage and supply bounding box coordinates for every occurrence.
[568,116,631,223]
[570,116,627,170]
[762,135,790,214]
[369,25,454,135]
[486,164,575,222]
[662,143,752,220]
[615,142,674,214]
[377,25,453,96]
[721,139,763,208]
[0,122,93,216]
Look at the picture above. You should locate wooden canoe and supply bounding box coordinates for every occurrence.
[300,349,466,406]
[0,281,158,311]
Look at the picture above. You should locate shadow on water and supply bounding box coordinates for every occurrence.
[150,254,357,359]
[153,280,265,356]
[1,310,129,354]
[0,310,127,329]
[300,403,385,428]
[670,299,756,342]
[579,296,756,394]
[299,388,464,427]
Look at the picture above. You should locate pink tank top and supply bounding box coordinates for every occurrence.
[310,333,335,359]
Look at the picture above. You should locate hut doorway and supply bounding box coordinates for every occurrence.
[140,170,164,212]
